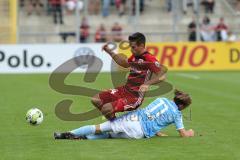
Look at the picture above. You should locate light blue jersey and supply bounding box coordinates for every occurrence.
[137,98,184,138]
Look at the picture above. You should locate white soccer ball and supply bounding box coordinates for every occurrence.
[26,108,44,125]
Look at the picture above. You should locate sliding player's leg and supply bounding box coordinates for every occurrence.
[85,132,130,140]
[95,110,144,139]
[54,125,97,140]
[84,121,113,140]
[86,133,111,140]
[54,121,113,140]
[71,121,130,140]
[110,111,145,139]
[54,111,144,140]
[69,121,113,138]
[85,112,145,140]
[109,132,130,139]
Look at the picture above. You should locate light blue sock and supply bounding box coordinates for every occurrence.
[86,133,110,140]
[70,125,96,137]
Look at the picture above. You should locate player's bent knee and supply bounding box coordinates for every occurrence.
[101,105,114,115]
[91,95,102,108]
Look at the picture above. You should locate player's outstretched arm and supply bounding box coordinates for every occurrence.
[178,129,195,137]
[102,43,130,68]
[146,72,166,85]
[140,63,167,91]
[139,73,166,93]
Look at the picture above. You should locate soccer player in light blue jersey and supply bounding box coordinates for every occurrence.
[54,89,194,140]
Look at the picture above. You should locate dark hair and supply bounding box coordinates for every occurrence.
[203,16,210,25]
[173,89,192,110]
[128,32,146,45]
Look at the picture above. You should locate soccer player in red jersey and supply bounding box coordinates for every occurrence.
[91,32,166,120]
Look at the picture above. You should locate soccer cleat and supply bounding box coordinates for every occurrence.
[54,132,82,140]
[54,132,67,139]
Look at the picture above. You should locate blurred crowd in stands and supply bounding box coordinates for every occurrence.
[19,0,239,43]
[188,16,237,42]
[166,0,215,14]
[79,18,123,43]
[19,0,145,20]
[19,0,126,42]
[70,17,123,43]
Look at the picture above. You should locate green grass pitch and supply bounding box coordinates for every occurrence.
[0,71,239,160]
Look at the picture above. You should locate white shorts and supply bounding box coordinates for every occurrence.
[110,112,144,139]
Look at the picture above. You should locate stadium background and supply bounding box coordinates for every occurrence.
[0,0,240,160]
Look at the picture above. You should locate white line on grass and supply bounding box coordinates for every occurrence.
[175,73,200,80]
[174,80,240,101]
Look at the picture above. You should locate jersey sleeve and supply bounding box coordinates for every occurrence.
[145,54,161,73]
[174,113,184,130]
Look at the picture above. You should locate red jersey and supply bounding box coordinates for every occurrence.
[125,51,161,96]
[215,23,228,31]
[49,0,63,5]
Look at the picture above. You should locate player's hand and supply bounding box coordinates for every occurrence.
[102,43,112,54]
[187,129,194,137]
[139,84,149,93]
